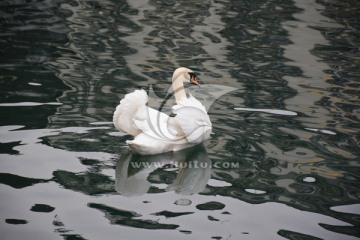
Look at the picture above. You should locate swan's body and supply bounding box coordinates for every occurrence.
[113,67,212,155]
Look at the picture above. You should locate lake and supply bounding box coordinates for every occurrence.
[0,0,359,239]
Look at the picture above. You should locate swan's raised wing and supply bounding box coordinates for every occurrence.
[114,89,188,142]
[113,89,149,136]
[132,106,186,142]
[173,94,212,144]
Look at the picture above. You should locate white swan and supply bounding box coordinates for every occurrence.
[113,67,212,155]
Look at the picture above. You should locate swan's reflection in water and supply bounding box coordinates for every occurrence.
[115,145,211,197]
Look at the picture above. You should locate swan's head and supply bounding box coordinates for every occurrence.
[172,67,200,87]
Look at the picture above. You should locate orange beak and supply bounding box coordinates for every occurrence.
[190,75,200,87]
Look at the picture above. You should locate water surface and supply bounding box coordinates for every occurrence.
[0,0,359,239]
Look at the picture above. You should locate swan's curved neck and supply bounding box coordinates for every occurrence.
[172,75,187,103]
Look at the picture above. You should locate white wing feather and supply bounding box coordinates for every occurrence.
[113,89,148,136]
[173,94,212,143]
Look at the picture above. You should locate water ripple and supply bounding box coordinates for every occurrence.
[0,0,359,239]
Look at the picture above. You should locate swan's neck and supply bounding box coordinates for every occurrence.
[172,76,187,103]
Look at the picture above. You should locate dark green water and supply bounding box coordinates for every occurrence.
[0,0,359,239]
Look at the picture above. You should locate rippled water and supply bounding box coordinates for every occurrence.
[1,0,359,239]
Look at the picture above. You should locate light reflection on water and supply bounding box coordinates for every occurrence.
[0,0,359,239]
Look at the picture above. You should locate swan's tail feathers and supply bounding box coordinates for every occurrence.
[113,89,148,136]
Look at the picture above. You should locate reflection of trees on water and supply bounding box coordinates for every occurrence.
[1,0,359,237]
[46,0,359,234]
[208,150,358,228]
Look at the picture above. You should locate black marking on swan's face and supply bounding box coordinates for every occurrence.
[188,72,200,86]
